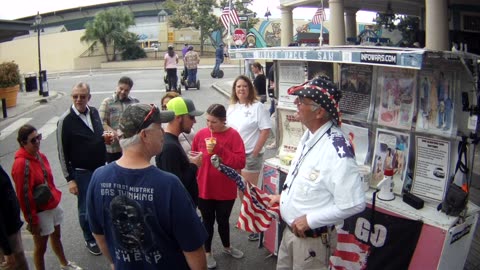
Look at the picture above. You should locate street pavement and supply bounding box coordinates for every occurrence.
[0,66,278,270]
[1,65,479,270]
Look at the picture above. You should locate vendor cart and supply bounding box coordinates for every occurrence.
[230,46,480,269]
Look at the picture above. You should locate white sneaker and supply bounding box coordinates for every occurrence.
[223,247,244,259]
[60,261,83,270]
[206,253,217,269]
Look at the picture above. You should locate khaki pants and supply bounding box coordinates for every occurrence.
[277,227,337,270]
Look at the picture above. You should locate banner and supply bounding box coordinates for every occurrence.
[330,208,423,270]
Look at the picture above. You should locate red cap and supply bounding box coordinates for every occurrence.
[384,168,394,176]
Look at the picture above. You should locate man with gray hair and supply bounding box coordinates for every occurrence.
[269,76,365,269]
[86,104,208,270]
[57,82,106,256]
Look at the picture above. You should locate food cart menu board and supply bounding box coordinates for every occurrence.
[412,136,451,201]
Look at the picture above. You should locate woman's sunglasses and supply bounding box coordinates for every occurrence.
[28,134,42,144]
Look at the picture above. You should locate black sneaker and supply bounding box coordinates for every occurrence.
[85,241,102,256]
[248,233,259,241]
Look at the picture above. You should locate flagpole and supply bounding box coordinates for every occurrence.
[319,0,324,46]
[227,0,232,50]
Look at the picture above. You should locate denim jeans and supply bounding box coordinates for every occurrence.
[213,58,222,75]
[187,68,197,84]
[74,169,95,243]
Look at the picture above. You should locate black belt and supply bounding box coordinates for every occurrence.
[288,225,334,238]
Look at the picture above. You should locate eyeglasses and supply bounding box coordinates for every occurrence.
[137,104,159,133]
[72,94,88,100]
[185,115,195,120]
[294,97,320,107]
[29,134,42,144]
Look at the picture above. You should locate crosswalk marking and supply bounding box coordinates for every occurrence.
[0,118,32,140]
[37,116,59,140]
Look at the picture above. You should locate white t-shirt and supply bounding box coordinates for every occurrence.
[227,102,272,154]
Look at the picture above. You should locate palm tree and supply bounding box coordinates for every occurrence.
[81,8,135,61]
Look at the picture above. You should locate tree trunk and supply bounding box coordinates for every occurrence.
[101,42,110,62]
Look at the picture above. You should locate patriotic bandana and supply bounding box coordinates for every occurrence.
[287,76,342,126]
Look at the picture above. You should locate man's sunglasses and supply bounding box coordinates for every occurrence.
[28,134,42,144]
[137,104,159,133]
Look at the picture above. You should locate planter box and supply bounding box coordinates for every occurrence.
[0,84,20,108]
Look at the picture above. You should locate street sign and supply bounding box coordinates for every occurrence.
[233,28,247,45]
[239,16,248,21]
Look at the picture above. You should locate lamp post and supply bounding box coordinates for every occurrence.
[35,12,48,97]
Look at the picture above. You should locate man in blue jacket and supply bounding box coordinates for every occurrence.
[212,43,225,78]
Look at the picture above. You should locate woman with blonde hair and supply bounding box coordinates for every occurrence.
[227,75,272,241]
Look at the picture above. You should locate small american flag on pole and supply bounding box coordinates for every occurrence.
[212,155,280,232]
[220,7,240,29]
[312,7,326,24]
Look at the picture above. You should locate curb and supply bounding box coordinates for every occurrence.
[0,91,61,122]
[211,83,230,98]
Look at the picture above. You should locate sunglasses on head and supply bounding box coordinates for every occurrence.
[137,104,159,133]
[28,133,42,144]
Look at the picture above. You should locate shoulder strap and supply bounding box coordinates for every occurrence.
[36,153,49,184]
[23,160,33,224]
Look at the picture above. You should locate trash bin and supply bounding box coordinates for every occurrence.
[24,73,38,92]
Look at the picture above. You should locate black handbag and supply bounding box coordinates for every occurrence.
[440,139,469,217]
[26,154,53,206]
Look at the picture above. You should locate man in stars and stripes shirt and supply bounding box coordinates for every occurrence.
[268,76,365,270]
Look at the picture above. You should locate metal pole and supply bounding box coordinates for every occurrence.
[37,19,43,96]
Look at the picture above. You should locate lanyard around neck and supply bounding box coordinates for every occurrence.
[284,123,332,194]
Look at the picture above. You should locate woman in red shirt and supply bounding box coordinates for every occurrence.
[11,124,81,270]
[191,104,246,269]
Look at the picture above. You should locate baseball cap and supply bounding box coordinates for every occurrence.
[119,104,175,138]
[167,97,204,117]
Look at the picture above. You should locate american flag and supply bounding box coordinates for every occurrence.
[213,158,280,232]
[329,228,370,269]
[220,7,240,29]
[312,7,326,24]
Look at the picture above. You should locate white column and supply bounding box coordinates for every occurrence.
[280,6,293,47]
[329,0,346,45]
[425,0,449,50]
[344,8,358,42]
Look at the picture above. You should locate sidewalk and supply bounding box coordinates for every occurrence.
[0,90,59,123]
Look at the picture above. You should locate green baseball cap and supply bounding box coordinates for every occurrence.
[167,97,204,116]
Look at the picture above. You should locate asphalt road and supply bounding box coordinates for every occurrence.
[0,67,278,270]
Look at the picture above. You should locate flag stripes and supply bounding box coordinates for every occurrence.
[215,162,280,232]
[220,7,240,29]
[312,7,326,24]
